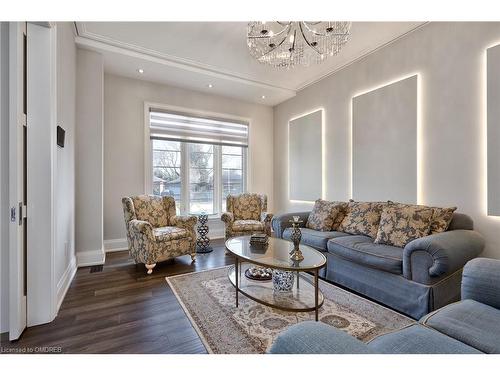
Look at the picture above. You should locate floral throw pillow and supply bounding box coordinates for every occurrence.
[338,201,386,238]
[387,201,457,235]
[374,204,434,248]
[430,206,457,234]
[306,199,347,231]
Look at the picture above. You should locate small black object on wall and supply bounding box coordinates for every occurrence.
[57,126,65,148]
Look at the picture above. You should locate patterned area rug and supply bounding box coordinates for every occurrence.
[166,266,414,354]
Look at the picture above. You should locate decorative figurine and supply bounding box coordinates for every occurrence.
[289,216,304,261]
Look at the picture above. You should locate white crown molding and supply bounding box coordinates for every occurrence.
[295,22,429,92]
[75,22,296,97]
[75,22,429,104]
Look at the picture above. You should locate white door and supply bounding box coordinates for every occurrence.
[8,21,27,341]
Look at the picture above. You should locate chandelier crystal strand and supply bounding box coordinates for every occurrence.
[247,21,351,69]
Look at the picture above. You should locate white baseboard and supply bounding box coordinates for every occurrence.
[76,248,105,267]
[104,238,128,253]
[56,256,77,311]
[208,229,224,240]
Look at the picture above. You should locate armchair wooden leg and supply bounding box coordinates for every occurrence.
[190,253,196,262]
[145,263,156,275]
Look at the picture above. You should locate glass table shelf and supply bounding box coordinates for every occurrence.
[228,263,324,312]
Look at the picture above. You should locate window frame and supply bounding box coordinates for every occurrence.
[144,102,249,218]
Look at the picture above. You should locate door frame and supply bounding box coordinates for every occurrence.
[26,22,58,326]
[8,21,27,341]
[8,21,58,340]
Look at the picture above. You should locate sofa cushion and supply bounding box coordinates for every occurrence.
[283,228,350,251]
[368,324,481,354]
[327,235,403,274]
[269,321,373,354]
[232,219,264,232]
[153,226,190,242]
[420,299,500,354]
[338,201,386,238]
[306,199,347,231]
[374,204,433,247]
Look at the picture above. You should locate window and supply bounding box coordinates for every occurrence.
[148,107,248,216]
[222,146,244,212]
[152,140,182,213]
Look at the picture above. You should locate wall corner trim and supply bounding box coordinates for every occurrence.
[56,257,77,312]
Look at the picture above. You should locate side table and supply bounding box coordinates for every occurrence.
[196,213,213,253]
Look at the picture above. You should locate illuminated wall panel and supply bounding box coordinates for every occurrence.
[487,44,500,216]
[352,75,418,203]
[289,109,323,202]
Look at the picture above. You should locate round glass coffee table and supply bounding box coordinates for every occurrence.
[225,236,327,321]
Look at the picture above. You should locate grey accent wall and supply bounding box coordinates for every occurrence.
[289,109,322,201]
[76,49,104,261]
[103,74,274,242]
[353,75,417,202]
[273,22,500,259]
[487,44,500,216]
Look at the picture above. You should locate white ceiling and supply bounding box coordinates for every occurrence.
[75,22,426,106]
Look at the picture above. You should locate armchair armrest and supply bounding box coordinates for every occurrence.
[221,212,234,225]
[403,230,485,284]
[268,321,372,354]
[171,215,197,230]
[127,219,155,264]
[128,219,154,241]
[462,258,500,309]
[271,211,310,238]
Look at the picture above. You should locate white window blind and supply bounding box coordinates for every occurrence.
[149,109,249,147]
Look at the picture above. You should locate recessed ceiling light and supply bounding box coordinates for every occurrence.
[261,95,266,99]
[207,84,213,88]
[137,68,144,74]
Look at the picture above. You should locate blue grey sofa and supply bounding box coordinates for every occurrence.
[272,211,485,319]
[269,258,500,354]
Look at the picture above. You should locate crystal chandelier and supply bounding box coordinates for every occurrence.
[247,21,351,69]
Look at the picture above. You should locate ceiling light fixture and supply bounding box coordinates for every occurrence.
[137,68,144,74]
[247,21,351,69]
[261,95,266,99]
[207,84,213,88]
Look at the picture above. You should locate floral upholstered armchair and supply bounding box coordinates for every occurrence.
[122,195,197,274]
[221,193,273,241]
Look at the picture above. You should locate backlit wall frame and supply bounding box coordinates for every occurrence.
[487,44,500,216]
[288,109,324,203]
[352,75,418,203]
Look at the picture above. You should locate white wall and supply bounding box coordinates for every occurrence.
[273,22,500,259]
[103,74,274,243]
[0,22,9,334]
[55,22,77,308]
[75,48,105,266]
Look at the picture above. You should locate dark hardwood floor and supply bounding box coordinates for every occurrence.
[0,239,232,354]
